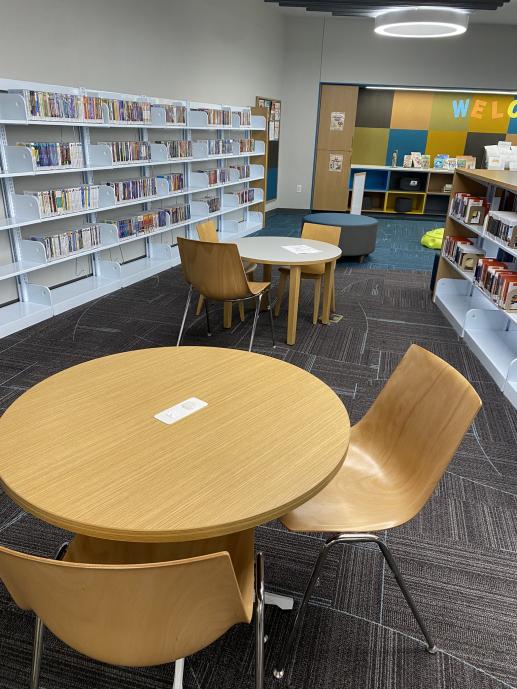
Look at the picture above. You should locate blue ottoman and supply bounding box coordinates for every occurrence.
[304,213,378,261]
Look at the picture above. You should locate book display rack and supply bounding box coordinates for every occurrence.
[0,78,266,337]
[433,169,517,409]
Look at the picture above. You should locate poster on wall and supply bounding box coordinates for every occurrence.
[330,112,345,131]
[329,153,344,172]
[256,96,281,201]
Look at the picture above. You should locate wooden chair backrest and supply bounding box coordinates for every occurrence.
[0,544,249,667]
[196,220,218,243]
[354,344,482,520]
[302,222,341,246]
[178,237,252,301]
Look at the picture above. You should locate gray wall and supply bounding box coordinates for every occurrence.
[278,15,517,209]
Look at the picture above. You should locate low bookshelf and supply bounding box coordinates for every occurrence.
[0,78,267,338]
[349,165,453,216]
[433,169,517,409]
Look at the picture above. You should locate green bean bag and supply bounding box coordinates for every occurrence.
[421,228,444,249]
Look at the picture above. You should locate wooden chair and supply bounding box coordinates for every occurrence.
[273,345,482,679]
[195,220,257,325]
[0,530,265,689]
[274,223,341,324]
[177,237,275,351]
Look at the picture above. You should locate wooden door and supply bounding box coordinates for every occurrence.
[312,149,351,212]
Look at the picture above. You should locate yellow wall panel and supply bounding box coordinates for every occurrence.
[351,127,388,165]
[429,93,470,131]
[390,91,433,130]
[468,95,513,133]
[425,131,468,161]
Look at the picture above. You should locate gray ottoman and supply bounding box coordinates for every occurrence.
[303,213,378,262]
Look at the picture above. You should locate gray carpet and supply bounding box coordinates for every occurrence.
[0,259,516,689]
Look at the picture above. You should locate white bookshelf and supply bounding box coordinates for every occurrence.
[0,77,266,338]
[433,169,517,409]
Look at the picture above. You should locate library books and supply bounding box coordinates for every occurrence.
[164,203,191,225]
[108,177,158,202]
[18,142,84,169]
[200,168,232,186]
[235,189,255,205]
[450,193,489,225]
[24,91,103,122]
[103,98,151,124]
[475,257,517,311]
[239,109,251,127]
[192,108,231,126]
[24,185,100,217]
[240,139,255,154]
[231,164,250,180]
[159,173,185,192]
[202,195,221,214]
[206,139,234,156]
[100,141,151,164]
[109,210,169,239]
[158,140,192,159]
[485,211,517,249]
[30,224,101,260]
[443,235,485,270]
[163,104,187,125]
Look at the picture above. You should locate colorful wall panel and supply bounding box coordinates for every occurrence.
[351,88,517,167]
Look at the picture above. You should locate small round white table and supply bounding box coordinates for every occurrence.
[235,237,342,345]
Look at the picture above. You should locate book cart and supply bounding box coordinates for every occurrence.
[433,169,517,409]
[0,77,266,337]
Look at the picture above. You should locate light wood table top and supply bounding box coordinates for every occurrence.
[234,236,342,266]
[0,347,350,543]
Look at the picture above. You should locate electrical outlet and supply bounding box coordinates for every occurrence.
[296,184,302,193]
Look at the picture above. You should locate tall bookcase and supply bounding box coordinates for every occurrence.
[0,77,266,338]
[433,169,517,409]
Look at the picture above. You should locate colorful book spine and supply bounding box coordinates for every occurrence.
[110,210,169,239]
[164,105,187,125]
[206,139,234,156]
[18,142,85,169]
[231,164,251,179]
[108,177,158,202]
[165,203,191,225]
[240,139,255,153]
[485,211,517,248]
[159,140,192,159]
[239,109,252,127]
[100,141,151,164]
[30,224,101,259]
[235,189,255,205]
[159,173,185,192]
[103,99,151,124]
[193,108,231,126]
[201,168,232,186]
[202,195,221,214]
[25,185,100,217]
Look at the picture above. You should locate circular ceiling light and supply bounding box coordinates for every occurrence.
[374,7,469,38]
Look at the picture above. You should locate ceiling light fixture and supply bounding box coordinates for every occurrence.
[374,7,469,38]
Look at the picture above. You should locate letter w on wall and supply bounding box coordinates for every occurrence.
[452,99,470,119]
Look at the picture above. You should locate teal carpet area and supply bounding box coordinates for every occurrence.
[255,212,443,271]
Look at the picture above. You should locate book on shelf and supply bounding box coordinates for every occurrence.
[234,189,255,205]
[164,202,191,225]
[239,109,252,127]
[230,164,250,179]
[22,90,103,122]
[30,224,101,260]
[199,168,232,186]
[443,235,485,270]
[201,195,221,213]
[157,140,192,159]
[24,185,100,216]
[102,98,151,124]
[239,139,255,153]
[485,211,517,248]
[99,141,151,164]
[192,107,231,126]
[163,104,186,125]
[18,142,84,169]
[107,176,158,202]
[204,139,234,156]
[475,257,517,310]
[450,193,490,225]
[108,210,170,239]
[159,173,185,192]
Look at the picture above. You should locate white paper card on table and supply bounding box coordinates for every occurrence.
[154,397,208,425]
[282,245,321,255]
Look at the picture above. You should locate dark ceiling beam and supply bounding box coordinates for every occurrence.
[270,0,507,10]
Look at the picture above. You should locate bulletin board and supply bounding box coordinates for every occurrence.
[256,97,281,201]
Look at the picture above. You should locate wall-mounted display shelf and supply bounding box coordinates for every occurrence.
[0,77,266,338]
[348,165,454,216]
[433,169,517,409]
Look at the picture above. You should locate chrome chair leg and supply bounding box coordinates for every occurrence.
[267,301,276,348]
[204,299,212,337]
[255,552,265,689]
[30,543,69,689]
[177,285,193,346]
[249,293,263,352]
[273,533,436,680]
[173,657,185,689]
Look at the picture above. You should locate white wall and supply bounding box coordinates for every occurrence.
[0,0,283,105]
[278,15,517,208]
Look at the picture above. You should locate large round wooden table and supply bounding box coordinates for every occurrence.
[235,237,342,346]
[0,347,350,544]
